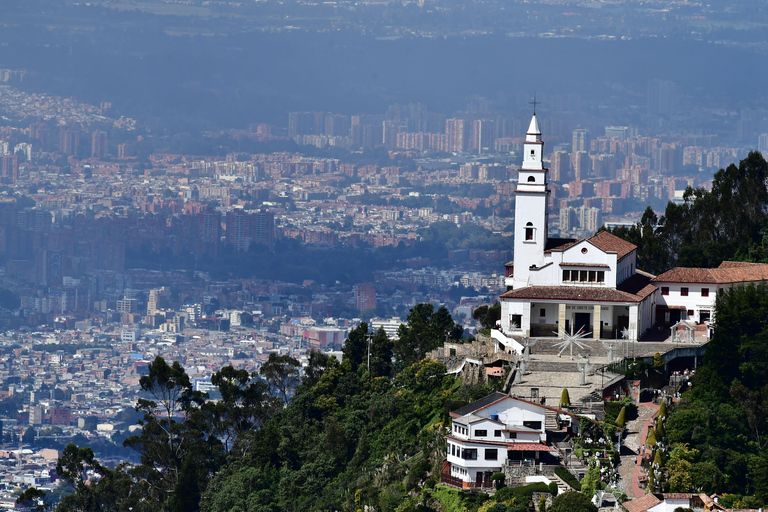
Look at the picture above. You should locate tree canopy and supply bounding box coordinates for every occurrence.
[609,152,768,273]
[394,303,463,370]
[53,305,506,512]
[666,283,768,502]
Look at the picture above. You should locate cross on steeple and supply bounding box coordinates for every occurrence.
[529,94,541,114]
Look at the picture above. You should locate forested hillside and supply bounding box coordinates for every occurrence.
[663,283,768,507]
[612,151,768,507]
[48,308,512,512]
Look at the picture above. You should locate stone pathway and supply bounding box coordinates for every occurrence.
[616,402,659,499]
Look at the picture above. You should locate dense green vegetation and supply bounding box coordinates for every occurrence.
[45,306,523,512]
[46,154,768,510]
[608,152,768,505]
[662,283,768,505]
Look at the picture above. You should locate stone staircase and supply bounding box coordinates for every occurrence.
[553,441,589,481]
[550,472,573,494]
[545,409,560,431]
[527,361,581,373]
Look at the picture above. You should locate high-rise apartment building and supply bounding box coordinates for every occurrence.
[550,151,570,182]
[118,143,133,158]
[225,210,275,251]
[354,282,376,312]
[324,114,351,137]
[604,126,629,141]
[60,128,80,156]
[446,118,471,153]
[0,155,18,183]
[759,133,768,158]
[571,151,590,180]
[571,128,590,153]
[29,405,43,426]
[473,119,495,154]
[117,297,139,314]
[147,287,169,316]
[382,120,407,148]
[91,130,107,159]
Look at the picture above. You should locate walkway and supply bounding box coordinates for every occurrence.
[616,402,659,499]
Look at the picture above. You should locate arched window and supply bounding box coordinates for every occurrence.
[525,222,534,241]
[527,175,536,182]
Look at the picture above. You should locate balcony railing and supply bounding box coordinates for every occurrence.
[439,474,495,490]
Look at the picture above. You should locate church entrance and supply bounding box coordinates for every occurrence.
[574,313,591,336]
[617,315,629,335]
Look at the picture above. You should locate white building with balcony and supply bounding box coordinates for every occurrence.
[444,391,555,488]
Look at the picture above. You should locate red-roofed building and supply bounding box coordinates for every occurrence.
[653,261,768,327]
[496,113,768,347]
[443,392,555,489]
[498,114,657,344]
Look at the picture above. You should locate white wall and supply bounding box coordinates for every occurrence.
[446,439,506,469]
[655,282,716,323]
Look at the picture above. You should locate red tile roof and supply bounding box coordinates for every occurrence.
[617,271,658,300]
[623,493,662,512]
[500,284,647,303]
[587,230,637,260]
[544,237,578,254]
[445,438,554,451]
[653,261,768,284]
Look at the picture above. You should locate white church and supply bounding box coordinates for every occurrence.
[495,113,768,345]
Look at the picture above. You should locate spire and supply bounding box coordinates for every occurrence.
[527,114,541,136]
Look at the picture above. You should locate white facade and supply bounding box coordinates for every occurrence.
[653,261,768,328]
[497,114,768,345]
[446,392,553,485]
[120,328,140,343]
[513,114,549,290]
[648,498,692,512]
[498,113,656,342]
[654,281,716,325]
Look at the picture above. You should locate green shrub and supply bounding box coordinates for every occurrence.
[431,485,464,512]
[548,482,558,496]
[615,406,627,428]
[549,491,597,512]
[512,482,550,497]
[495,487,515,502]
[491,472,506,489]
[658,400,667,419]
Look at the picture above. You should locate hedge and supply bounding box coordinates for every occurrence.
[554,467,582,491]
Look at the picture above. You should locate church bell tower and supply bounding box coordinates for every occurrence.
[512,112,549,289]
